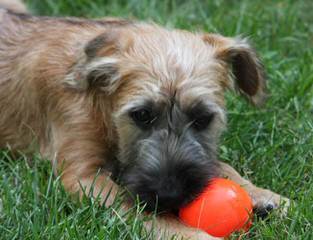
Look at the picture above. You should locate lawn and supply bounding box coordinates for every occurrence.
[0,0,312,239]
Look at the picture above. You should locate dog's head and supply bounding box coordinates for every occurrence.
[66,22,266,212]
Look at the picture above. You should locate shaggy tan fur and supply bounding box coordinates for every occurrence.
[0,1,288,239]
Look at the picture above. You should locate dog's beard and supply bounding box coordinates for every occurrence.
[118,129,218,212]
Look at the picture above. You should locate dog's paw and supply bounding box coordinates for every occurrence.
[148,215,223,240]
[156,228,222,240]
[248,187,290,218]
[171,229,222,240]
[192,231,223,240]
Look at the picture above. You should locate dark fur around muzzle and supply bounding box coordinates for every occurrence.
[119,129,218,212]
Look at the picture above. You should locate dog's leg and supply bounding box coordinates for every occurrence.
[55,140,118,206]
[218,161,290,217]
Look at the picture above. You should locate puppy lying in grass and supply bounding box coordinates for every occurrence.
[0,1,289,239]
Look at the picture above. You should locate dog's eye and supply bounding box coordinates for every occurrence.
[192,113,214,131]
[130,108,156,128]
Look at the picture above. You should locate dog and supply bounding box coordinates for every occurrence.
[0,1,289,239]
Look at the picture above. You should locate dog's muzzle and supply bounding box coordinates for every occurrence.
[120,129,217,212]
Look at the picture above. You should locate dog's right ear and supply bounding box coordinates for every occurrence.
[202,34,267,106]
[65,30,129,94]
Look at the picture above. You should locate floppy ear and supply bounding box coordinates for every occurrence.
[65,30,124,94]
[203,34,267,105]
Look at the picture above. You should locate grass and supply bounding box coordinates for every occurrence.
[1,0,313,239]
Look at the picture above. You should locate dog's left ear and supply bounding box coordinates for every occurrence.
[202,34,266,105]
[65,28,131,94]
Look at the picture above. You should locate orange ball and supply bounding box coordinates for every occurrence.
[179,178,253,238]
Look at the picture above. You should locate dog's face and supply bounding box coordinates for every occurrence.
[67,23,265,211]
